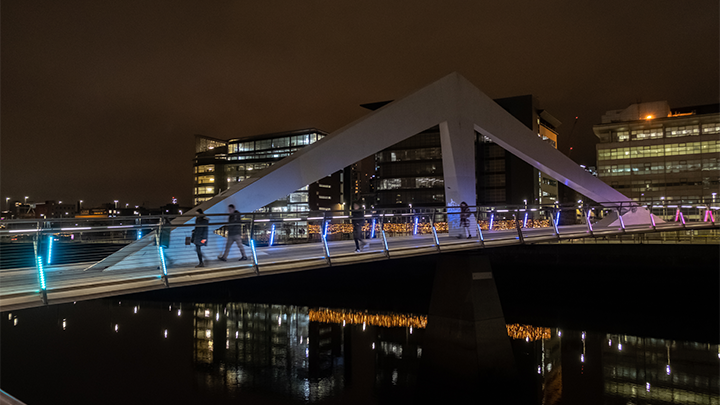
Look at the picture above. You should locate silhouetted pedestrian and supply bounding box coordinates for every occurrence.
[192,209,209,267]
[218,204,248,261]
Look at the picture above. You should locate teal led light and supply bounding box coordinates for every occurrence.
[250,239,258,263]
[36,256,47,290]
[158,247,168,276]
[47,235,53,264]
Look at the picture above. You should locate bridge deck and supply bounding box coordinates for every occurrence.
[1,222,716,312]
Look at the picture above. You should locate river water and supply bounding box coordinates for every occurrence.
[1,246,718,404]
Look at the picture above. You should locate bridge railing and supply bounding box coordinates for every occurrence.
[0,202,717,271]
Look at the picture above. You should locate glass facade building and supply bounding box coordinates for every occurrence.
[193,129,342,212]
[593,102,720,204]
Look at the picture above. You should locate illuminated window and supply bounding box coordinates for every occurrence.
[195,165,214,174]
[666,125,699,138]
[702,122,720,134]
[197,175,214,184]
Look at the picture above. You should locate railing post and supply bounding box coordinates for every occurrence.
[249,215,260,275]
[584,208,594,237]
[321,213,331,266]
[476,208,485,248]
[380,213,390,258]
[550,208,560,239]
[431,210,441,253]
[646,204,657,230]
[155,220,169,287]
[514,212,525,244]
[33,221,48,304]
[616,206,626,232]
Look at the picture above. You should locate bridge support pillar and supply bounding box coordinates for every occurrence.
[421,253,515,396]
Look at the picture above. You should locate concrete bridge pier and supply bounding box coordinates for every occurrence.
[420,253,518,399]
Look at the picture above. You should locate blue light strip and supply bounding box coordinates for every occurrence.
[586,209,593,232]
[137,230,142,240]
[489,213,494,231]
[554,211,560,234]
[431,223,440,246]
[269,224,275,247]
[413,217,419,235]
[617,209,625,230]
[476,222,484,242]
[250,239,259,264]
[47,235,53,265]
[381,229,389,252]
[322,220,329,239]
[523,212,528,228]
[370,218,376,239]
[36,256,47,290]
[158,247,168,276]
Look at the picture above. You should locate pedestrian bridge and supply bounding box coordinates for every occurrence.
[1,202,717,311]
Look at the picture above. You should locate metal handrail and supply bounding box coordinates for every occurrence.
[0,389,27,405]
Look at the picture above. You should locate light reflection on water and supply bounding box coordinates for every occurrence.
[1,300,718,404]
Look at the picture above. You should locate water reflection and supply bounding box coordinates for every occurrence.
[0,300,717,404]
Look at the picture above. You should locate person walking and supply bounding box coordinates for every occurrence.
[192,209,209,267]
[351,202,368,252]
[218,204,248,261]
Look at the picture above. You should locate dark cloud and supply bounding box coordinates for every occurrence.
[2,0,718,207]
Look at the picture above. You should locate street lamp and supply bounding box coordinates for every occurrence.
[79,200,83,210]
[114,200,119,209]
[24,196,28,205]
[5,197,9,210]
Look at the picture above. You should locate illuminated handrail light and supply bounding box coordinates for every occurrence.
[107,225,135,229]
[36,256,47,290]
[158,247,168,276]
[413,217,419,235]
[282,217,302,222]
[9,229,39,233]
[250,239,259,264]
[254,219,270,222]
[47,235,53,265]
[269,224,275,247]
[61,227,91,231]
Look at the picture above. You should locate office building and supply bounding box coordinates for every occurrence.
[476,95,561,206]
[593,102,720,204]
[194,128,343,212]
[369,95,560,208]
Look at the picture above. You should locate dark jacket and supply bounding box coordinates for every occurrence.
[227,210,242,236]
[193,216,209,246]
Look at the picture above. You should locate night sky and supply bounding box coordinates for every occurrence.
[2,1,718,208]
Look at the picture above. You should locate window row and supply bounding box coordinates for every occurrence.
[194,186,214,195]
[228,133,324,153]
[377,161,442,177]
[376,147,442,163]
[611,122,719,142]
[375,176,444,190]
[194,164,215,174]
[598,158,719,176]
[226,163,272,173]
[598,140,720,161]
